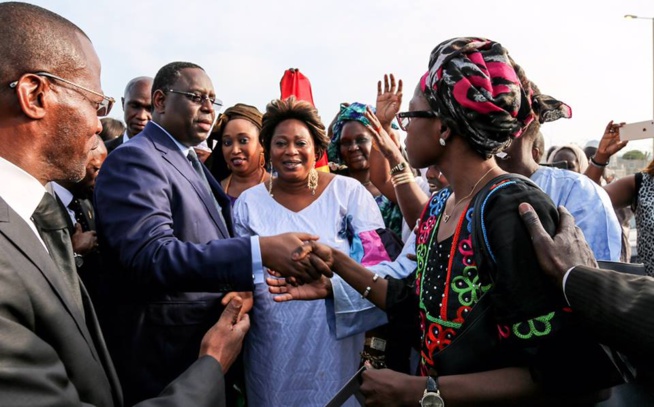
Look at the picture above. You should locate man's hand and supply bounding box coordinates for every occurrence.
[267,269,332,302]
[70,223,97,255]
[199,296,250,373]
[260,233,330,284]
[519,203,597,288]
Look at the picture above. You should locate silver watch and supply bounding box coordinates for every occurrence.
[420,376,444,407]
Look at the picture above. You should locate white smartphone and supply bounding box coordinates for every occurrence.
[619,120,654,141]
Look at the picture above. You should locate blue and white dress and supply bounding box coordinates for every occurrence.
[233,175,392,407]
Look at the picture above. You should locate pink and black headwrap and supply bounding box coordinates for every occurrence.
[421,37,569,158]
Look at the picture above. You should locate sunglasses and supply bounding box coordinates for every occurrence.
[396,111,439,131]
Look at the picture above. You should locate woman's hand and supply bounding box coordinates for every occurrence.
[376,73,403,128]
[267,269,332,301]
[594,120,627,164]
[365,106,402,159]
[360,366,426,406]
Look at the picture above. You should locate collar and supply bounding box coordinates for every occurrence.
[122,130,130,144]
[0,156,47,227]
[151,121,193,157]
[49,182,73,207]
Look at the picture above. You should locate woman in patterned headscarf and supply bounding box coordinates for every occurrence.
[329,102,404,238]
[272,37,617,405]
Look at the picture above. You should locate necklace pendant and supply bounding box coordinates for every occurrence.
[443,214,450,223]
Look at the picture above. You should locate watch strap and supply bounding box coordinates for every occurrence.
[389,161,407,175]
[426,376,438,392]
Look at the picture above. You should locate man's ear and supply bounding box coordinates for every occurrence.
[15,75,49,119]
[121,96,125,109]
[152,89,166,114]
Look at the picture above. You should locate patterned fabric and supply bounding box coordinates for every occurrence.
[328,102,373,165]
[413,183,568,375]
[420,37,536,157]
[233,175,390,406]
[374,194,403,240]
[636,172,654,276]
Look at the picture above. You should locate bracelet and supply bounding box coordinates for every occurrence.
[362,286,371,299]
[372,274,380,282]
[590,156,609,168]
[389,161,408,176]
[391,173,415,187]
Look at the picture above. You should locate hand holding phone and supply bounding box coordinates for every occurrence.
[619,120,654,141]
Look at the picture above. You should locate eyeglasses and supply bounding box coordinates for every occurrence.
[9,71,115,116]
[396,111,439,131]
[167,89,223,109]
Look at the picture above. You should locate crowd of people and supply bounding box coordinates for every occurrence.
[1,2,653,407]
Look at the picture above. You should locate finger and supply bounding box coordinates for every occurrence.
[267,268,282,277]
[406,253,417,261]
[309,253,334,278]
[75,223,82,233]
[518,203,551,244]
[383,74,390,93]
[220,291,238,306]
[299,257,322,281]
[287,276,299,286]
[556,205,576,234]
[266,277,288,289]
[397,78,403,95]
[389,73,396,93]
[272,293,294,303]
[292,242,313,261]
[293,233,320,242]
[377,80,382,96]
[221,295,243,325]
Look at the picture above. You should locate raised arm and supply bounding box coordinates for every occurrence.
[584,121,627,185]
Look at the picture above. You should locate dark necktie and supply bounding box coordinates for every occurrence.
[68,198,90,231]
[32,192,84,313]
[187,149,227,228]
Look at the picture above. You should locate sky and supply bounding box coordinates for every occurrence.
[19,0,654,154]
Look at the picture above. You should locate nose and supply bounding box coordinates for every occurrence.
[137,107,151,121]
[95,117,103,135]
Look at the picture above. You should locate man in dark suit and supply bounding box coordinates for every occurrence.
[0,2,249,406]
[94,61,322,405]
[105,76,152,154]
[519,202,654,362]
[51,136,108,303]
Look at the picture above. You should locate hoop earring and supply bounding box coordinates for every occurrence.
[439,138,446,147]
[268,162,275,197]
[307,166,318,195]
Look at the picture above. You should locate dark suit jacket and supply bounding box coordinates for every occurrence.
[0,197,229,407]
[94,121,253,404]
[105,135,124,154]
[567,266,654,362]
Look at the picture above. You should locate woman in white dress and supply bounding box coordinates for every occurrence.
[233,96,394,407]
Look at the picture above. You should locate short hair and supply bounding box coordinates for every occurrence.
[259,97,329,162]
[123,76,153,99]
[99,117,126,141]
[0,2,90,86]
[152,61,203,102]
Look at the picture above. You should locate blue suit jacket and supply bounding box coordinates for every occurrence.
[94,121,253,404]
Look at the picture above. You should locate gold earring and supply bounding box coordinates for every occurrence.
[307,166,318,195]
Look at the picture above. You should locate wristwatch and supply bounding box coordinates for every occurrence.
[389,161,407,176]
[420,376,444,407]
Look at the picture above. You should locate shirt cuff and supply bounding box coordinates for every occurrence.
[561,266,575,306]
[250,236,263,283]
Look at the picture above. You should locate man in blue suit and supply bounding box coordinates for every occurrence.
[94,61,320,405]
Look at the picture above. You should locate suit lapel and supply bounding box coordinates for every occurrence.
[0,198,102,362]
[79,198,96,231]
[147,123,230,238]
